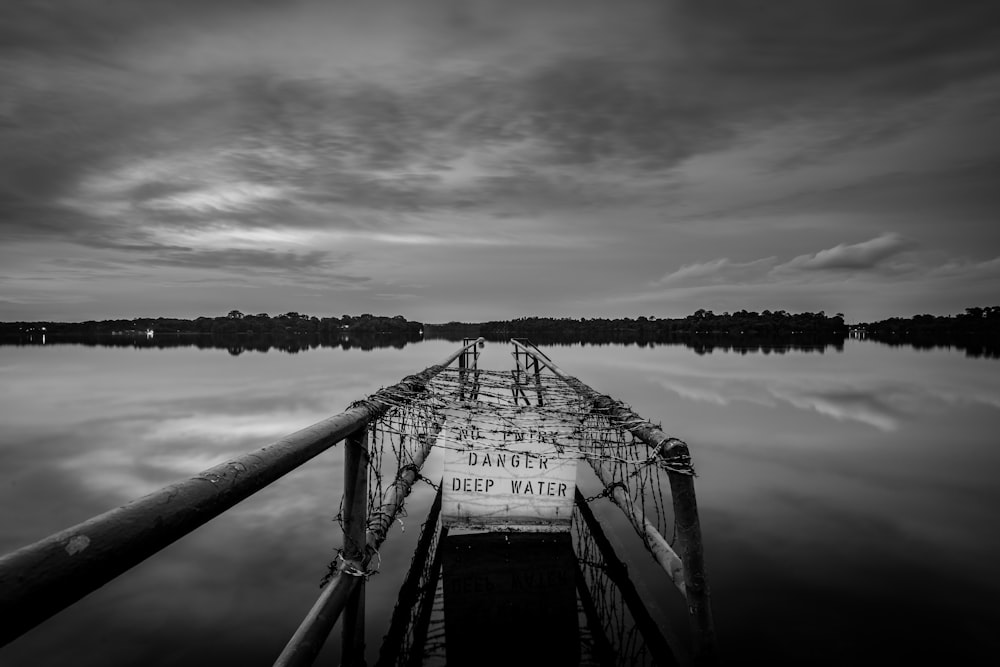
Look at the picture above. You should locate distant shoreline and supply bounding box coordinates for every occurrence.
[2,307,996,359]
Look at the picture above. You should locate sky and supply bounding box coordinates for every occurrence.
[2,0,999,324]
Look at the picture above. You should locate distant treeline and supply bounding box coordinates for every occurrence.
[858,306,1000,359]
[4,307,997,358]
[425,307,999,358]
[0,311,425,355]
[0,332,419,355]
[1,311,423,338]
[428,309,848,342]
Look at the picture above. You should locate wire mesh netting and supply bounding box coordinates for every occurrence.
[341,363,693,562]
[331,349,695,664]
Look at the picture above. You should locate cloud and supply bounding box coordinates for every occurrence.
[650,234,915,290]
[143,183,287,215]
[925,256,1000,280]
[651,257,776,287]
[143,247,332,271]
[2,1,1000,320]
[777,233,912,272]
[3,2,997,234]
[666,0,1000,91]
[618,232,1000,321]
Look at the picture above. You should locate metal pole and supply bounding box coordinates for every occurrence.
[601,481,686,597]
[573,562,617,667]
[342,582,366,667]
[514,339,717,663]
[0,339,482,647]
[574,490,679,667]
[275,423,442,666]
[374,488,443,667]
[404,527,448,667]
[365,430,438,551]
[669,465,718,666]
[272,573,361,667]
[531,356,545,407]
[341,429,369,666]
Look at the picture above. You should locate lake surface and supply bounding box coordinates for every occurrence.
[1,338,998,665]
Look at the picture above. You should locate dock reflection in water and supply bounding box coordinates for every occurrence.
[442,532,579,666]
[378,498,667,667]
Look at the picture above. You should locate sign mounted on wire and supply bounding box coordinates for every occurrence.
[440,407,580,532]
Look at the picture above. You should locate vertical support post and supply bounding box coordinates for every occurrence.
[342,428,369,666]
[665,442,718,665]
[531,357,544,407]
[459,337,478,371]
[405,527,448,667]
[458,340,467,401]
[509,338,718,661]
[459,338,478,401]
[470,366,481,402]
[573,563,616,667]
[342,581,365,667]
[374,488,443,667]
[574,491,679,667]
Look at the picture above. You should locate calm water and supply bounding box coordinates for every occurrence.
[1,339,998,665]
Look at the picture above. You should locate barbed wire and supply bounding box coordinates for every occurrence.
[331,363,693,582]
[329,356,692,664]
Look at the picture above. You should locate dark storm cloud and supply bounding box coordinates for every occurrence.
[5,0,999,238]
[234,76,432,173]
[37,244,366,289]
[767,114,926,172]
[668,0,1000,87]
[0,76,240,239]
[243,1,1000,178]
[515,57,730,168]
[144,247,347,272]
[0,0,283,58]
[673,157,1000,253]
[141,247,370,289]
[219,61,727,210]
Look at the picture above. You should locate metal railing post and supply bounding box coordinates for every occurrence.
[574,490,680,667]
[274,368,459,666]
[511,338,718,664]
[1,339,483,649]
[531,356,544,406]
[665,445,718,666]
[374,487,443,667]
[404,527,448,667]
[341,429,369,666]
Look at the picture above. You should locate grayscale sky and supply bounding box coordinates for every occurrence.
[2,0,999,323]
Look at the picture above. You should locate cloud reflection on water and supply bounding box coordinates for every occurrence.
[612,348,1000,434]
[2,341,1000,666]
[653,373,904,431]
[553,341,1000,659]
[0,342,459,667]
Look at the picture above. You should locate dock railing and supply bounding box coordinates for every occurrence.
[2,337,716,665]
[511,338,718,664]
[0,338,484,658]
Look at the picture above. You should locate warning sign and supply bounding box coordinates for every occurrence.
[441,409,578,531]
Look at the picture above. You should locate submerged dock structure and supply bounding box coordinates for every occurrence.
[0,339,717,665]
